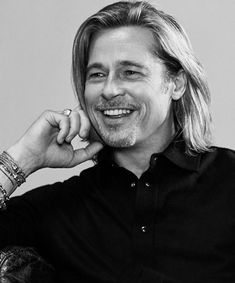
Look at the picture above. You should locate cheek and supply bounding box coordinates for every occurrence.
[84,83,99,100]
[84,87,96,110]
[84,87,92,104]
[146,97,172,124]
[84,90,99,124]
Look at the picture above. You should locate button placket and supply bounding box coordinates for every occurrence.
[132,175,157,260]
[131,182,136,188]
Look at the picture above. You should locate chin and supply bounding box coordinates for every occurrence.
[100,131,137,148]
[104,138,135,148]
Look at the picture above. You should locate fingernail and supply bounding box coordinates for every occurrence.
[80,130,87,138]
[57,138,63,145]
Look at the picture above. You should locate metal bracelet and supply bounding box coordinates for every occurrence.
[0,162,23,187]
[0,165,15,186]
[0,151,26,186]
[0,184,9,211]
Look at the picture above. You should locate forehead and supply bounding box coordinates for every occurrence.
[88,26,157,66]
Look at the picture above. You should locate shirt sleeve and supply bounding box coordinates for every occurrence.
[0,194,38,249]
[0,177,79,250]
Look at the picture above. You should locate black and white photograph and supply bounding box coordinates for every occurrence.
[0,1,234,282]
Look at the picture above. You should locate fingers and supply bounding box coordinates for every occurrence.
[65,110,80,143]
[65,107,91,142]
[78,109,90,139]
[70,142,103,167]
[57,117,70,144]
[43,106,91,145]
[42,111,70,144]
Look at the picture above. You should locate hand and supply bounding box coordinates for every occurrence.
[7,107,103,176]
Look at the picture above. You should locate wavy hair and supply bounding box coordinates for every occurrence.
[72,1,212,154]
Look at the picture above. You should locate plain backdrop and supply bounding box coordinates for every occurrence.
[0,0,234,196]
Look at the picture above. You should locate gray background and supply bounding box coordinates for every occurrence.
[0,0,234,195]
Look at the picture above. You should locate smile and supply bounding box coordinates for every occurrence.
[103,109,132,116]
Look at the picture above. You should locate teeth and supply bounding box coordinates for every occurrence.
[103,109,131,116]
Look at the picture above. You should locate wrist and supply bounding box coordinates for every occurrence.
[6,142,40,177]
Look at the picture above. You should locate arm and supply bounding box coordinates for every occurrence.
[0,107,103,199]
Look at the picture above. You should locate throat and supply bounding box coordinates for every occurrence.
[113,132,175,178]
[114,147,155,178]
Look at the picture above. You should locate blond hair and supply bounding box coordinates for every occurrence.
[72,1,212,154]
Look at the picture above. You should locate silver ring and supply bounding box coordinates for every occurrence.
[63,109,72,117]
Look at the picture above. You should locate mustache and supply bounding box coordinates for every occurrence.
[95,97,139,110]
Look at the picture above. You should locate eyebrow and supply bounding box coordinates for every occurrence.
[118,60,147,70]
[86,60,148,74]
[86,63,105,74]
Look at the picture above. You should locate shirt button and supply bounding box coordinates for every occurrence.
[141,226,147,233]
[145,182,150,187]
[131,182,136,188]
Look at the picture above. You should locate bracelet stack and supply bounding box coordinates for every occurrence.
[0,151,26,210]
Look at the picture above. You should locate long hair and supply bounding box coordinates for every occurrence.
[72,1,212,154]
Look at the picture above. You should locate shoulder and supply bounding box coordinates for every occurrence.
[199,146,235,179]
[214,146,235,156]
[202,146,235,164]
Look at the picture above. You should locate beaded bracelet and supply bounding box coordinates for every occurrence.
[0,184,9,211]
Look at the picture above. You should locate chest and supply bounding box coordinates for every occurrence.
[39,170,235,282]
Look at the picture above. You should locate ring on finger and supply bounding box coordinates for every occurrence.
[63,109,72,117]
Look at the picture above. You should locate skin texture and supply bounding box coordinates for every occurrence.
[85,27,177,172]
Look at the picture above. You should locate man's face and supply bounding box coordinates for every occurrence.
[84,26,174,148]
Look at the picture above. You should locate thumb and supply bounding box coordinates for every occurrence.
[70,142,104,167]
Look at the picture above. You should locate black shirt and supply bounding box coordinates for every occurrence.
[0,140,235,283]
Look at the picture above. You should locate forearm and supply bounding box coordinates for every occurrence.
[7,142,39,178]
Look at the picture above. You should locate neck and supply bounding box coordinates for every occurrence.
[114,129,175,178]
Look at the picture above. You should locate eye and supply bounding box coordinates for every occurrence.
[124,70,138,76]
[86,72,105,81]
[122,70,142,80]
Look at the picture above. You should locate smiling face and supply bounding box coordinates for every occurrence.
[84,26,175,149]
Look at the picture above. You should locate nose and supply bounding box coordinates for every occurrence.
[101,76,124,100]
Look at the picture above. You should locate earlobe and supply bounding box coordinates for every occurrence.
[171,70,187,100]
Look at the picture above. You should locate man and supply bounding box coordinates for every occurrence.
[0,1,234,282]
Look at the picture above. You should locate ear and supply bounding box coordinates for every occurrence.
[171,70,187,100]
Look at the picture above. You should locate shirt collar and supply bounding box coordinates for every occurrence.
[97,136,201,172]
[163,137,201,172]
